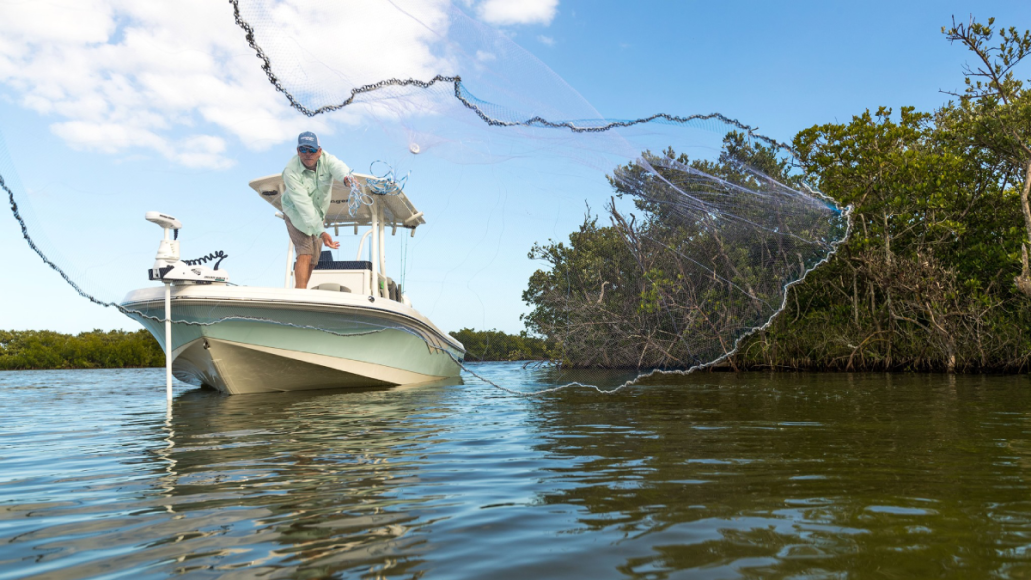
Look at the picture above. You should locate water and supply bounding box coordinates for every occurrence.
[2,366,1030,579]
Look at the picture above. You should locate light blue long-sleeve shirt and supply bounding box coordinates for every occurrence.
[281,152,351,236]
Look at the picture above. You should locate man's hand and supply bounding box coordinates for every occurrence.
[321,232,340,249]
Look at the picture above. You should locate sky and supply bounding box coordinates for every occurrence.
[1,0,1029,335]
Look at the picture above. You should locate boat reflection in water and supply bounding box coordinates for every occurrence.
[146,379,462,578]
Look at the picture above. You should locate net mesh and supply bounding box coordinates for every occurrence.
[3,0,849,395]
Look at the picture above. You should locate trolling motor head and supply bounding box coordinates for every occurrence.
[145,211,182,231]
[146,211,229,284]
[147,211,181,270]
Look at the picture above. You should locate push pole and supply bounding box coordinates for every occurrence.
[164,281,173,403]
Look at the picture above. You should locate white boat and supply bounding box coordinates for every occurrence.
[121,173,465,395]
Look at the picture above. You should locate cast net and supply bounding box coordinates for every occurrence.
[3,0,848,394]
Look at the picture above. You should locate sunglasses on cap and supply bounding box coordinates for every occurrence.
[297,146,319,154]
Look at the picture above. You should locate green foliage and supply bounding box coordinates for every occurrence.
[448,328,555,362]
[795,105,1019,282]
[733,16,1031,371]
[520,211,643,367]
[942,16,1031,296]
[738,104,1031,371]
[0,329,165,370]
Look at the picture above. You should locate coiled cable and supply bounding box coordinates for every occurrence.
[183,250,228,270]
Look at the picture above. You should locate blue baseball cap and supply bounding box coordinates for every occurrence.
[297,131,320,150]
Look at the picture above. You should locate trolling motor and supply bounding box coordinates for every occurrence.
[145,211,231,404]
[146,211,229,284]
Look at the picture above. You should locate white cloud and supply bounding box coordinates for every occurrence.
[475,0,558,26]
[0,0,564,169]
[174,135,233,169]
[537,35,556,46]
[0,0,456,168]
[50,121,234,169]
[51,121,165,155]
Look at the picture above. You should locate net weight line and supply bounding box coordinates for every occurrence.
[226,0,797,154]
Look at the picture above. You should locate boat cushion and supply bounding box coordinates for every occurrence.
[315,251,372,271]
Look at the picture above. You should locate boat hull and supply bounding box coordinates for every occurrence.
[123,285,465,395]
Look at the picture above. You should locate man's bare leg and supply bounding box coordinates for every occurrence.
[294,254,312,288]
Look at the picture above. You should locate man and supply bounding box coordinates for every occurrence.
[282,131,352,289]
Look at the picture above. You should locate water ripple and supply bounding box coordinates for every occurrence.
[2,368,1031,578]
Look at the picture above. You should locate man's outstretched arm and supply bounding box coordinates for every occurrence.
[322,152,352,185]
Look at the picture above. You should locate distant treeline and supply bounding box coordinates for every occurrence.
[448,328,553,362]
[1,327,549,371]
[0,330,164,371]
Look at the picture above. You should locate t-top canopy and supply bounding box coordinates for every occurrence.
[249,173,426,229]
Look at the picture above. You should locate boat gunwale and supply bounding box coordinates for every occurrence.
[121,286,465,353]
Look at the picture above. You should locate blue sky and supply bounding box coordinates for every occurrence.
[1,0,1029,335]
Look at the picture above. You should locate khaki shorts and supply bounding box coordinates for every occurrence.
[285,216,323,260]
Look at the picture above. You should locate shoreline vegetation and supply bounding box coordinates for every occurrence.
[448,329,552,363]
[0,330,165,371]
[0,328,553,371]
